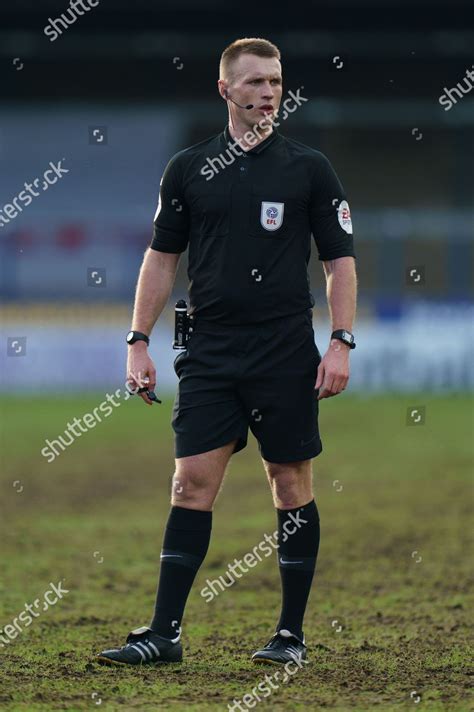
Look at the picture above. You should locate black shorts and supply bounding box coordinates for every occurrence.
[171,309,323,463]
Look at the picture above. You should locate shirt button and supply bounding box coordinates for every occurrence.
[240,166,245,171]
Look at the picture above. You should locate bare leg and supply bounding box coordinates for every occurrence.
[150,439,239,638]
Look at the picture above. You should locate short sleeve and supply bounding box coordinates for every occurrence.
[309,153,356,261]
[150,154,190,253]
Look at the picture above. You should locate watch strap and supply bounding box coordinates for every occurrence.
[127,330,150,346]
[331,329,356,349]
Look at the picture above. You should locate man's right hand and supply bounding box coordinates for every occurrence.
[127,342,157,406]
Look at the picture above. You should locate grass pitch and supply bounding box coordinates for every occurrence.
[0,393,472,711]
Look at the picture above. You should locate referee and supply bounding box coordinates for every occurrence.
[97,37,357,667]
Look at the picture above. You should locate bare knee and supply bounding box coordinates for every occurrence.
[171,468,215,509]
[170,441,236,510]
[265,460,313,509]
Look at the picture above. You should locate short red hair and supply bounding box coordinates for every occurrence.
[219,37,281,80]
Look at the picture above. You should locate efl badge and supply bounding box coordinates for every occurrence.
[337,200,353,234]
[260,201,284,231]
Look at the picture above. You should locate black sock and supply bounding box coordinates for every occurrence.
[150,506,212,639]
[276,499,320,640]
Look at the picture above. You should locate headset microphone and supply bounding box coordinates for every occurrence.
[224,91,254,110]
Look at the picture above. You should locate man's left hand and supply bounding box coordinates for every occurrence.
[315,339,350,400]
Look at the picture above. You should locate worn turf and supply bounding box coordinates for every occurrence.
[0,393,472,711]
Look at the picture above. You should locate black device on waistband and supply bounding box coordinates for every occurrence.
[173,299,193,350]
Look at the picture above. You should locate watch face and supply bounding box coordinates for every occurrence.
[126,331,134,343]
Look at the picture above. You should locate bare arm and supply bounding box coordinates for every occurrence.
[127,248,181,405]
[322,256,357,333]
[131,248,181,334]
[315,256,357,399]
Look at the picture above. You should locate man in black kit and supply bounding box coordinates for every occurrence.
[97,37,357,667]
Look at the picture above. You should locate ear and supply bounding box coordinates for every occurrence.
[217,79,228,100]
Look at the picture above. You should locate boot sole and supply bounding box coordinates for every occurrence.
[95,655,182,666]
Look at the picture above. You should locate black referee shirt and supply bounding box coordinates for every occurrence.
[151,125,356,325]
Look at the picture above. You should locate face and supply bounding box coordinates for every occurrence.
[220,54,283,129]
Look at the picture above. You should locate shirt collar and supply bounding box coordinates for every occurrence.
[223,124,280,155]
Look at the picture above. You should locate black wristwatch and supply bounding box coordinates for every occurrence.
[331,329,356,350]
[126,330,150,346]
